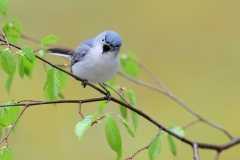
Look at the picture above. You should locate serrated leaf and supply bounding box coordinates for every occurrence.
[5,75,13,93]
[75,114,97,140]
[44,67,60,101]
[1,50,16,75]
[148,132,163,160]
[127,89,138,131]
[2,106,21,126]
[0,0,9,17]
[169,125,185,137]
[0,147,14,160]
[21,46,36,64]
[120,52,139,78]
[18,55,24,78]
[104,114,122,160]
[119,116,134,137]
[167,134,177,156]
[41,35,59,47]
[119,90,127,119]
[3,20,22,44]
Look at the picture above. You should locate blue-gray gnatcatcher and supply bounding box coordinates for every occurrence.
[48,30,122,85]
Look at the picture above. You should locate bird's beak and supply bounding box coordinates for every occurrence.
[102,44,111,54]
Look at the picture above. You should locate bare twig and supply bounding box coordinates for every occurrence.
[215,151,220,160]
[1,33,240,157]
[0,105,28,145]
[78,101,84,119]
[0,28,17,54]
[126,129,162,160]
[193,143,200,160]
[118,71,234,140]
[182,119,202,130]
[103,83,131,105]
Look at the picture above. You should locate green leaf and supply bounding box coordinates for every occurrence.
[18,55,24,78]
[75,114,97,140]
[169,125,185,137]
[21,46,36,64]
[5,75,13,93]
[38,49,46,58]
[22,54,36,78]
[2,106,21,126]
[1,50,16,75]
[0,0,9,17]
[127,89,138,131]
[98,100,107,113]
[119,90,127,119]
[0,126,2,139]
[119,116,134,137]
[59,71,68,88]
[3,20,22,44]
[120,52,139,78]
[44,67,60,101]
[58,92,65,99]
[41,35,59,47]
[104,114,122,160]
[0,147,14,160]
[167,134,177,156]
[148,132,163,160]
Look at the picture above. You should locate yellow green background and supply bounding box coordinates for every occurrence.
[1,0,240,159]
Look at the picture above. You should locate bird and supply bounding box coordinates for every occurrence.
[48,30,122,98]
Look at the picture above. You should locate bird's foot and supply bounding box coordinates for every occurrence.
[99,83,112,102]
[105,90,112,102]
[81,79,89,88]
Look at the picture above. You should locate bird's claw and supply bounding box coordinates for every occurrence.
[81,79,89,88]
[105,91,112,103]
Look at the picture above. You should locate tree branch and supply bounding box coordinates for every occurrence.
[1,35,240,158]
[126,129,162,160]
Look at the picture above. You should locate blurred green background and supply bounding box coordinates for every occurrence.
[1,0,240,159]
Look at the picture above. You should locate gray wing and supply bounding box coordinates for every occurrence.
[70,37,94,71]
[78,38,94,47]
[71,44,90,66]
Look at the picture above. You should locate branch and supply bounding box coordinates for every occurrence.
[193,143,200,160]
[1,35,240,156]
[126,129,162,160]
[0,105,28,145]
[118,71,234,139]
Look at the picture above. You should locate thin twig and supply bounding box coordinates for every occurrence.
[127,57,171,93]
[118,71,234,140]
[103,83,131,105]
[182,119,202,130]
[78,101,84,119]
[215,151,220,160]
[0,28,16,54]
[1,34,240,154]
[0,105,28,145]
[193,143,200,160]
[126,129,162,160]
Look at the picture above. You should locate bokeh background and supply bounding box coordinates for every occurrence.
[1,0,240,159]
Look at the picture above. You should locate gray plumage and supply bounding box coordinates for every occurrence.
[48,30,122,83]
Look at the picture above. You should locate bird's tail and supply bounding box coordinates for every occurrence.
[47,48,75,59]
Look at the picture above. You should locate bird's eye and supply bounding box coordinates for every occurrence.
[102,39,104,42]
[112,48,115,51]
